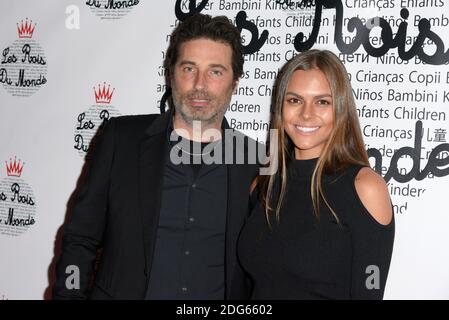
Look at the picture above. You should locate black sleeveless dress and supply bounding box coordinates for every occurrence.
[237,158,395,299]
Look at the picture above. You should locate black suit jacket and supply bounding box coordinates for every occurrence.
[53,111,259,299]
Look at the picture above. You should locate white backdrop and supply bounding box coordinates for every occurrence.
[1,0,448,299]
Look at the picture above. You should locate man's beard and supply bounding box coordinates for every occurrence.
[172,89,230,126]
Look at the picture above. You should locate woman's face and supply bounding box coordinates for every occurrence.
[282,68,334,160]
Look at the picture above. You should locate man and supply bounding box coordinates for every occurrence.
[53,13,260,299]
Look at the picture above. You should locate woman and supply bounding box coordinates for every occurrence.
[237,50,395,299]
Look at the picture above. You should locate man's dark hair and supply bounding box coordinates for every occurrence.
[164,13,244,82]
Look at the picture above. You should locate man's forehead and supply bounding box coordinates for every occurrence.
[176,39,233,66]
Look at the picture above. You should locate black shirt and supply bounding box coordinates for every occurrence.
[145,121,228,300]
[238,158,395,299]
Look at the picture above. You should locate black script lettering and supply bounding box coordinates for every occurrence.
[0,192,6,201]
[276,0,315,9]
[77,112,95,130]
[5,208,35,227]
[393,9,422,61]
[293,0,326,52]
[159,87,172,114]
[99,109,110,128]
[15,69,46,87]
[235,11,268,54]
[99,109,110,121]
[424,143,449,178]
[85,0,101,8]
[21,44,46,65]
[0,68,13,85]
[369,121,449,183]
[175,0,209,21]
[105,0,139,9]
[174,0,268,54]
[10,183,35,206]
[411,17,449,64]
[74,134,89,153]
[295,0,449,65]
[1,47,17,64]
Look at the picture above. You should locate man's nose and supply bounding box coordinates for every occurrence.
[194,71,207,90]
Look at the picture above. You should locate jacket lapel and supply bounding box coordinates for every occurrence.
[139,111,170,277]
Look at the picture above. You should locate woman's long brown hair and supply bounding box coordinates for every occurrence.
[259,49,370,223]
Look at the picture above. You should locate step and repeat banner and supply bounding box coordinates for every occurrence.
[1,0,448,299]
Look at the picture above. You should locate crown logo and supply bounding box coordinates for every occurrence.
[17,18,36,39]
[94,82,115,104]
[5,157,24,177]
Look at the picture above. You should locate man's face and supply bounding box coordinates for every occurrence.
[171,38,236,128]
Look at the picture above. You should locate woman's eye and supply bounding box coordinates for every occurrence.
[287,98,301,104]
[317,99,331,105]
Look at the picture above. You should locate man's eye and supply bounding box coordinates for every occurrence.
[211,70,222,76]
[183,66,194,73]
